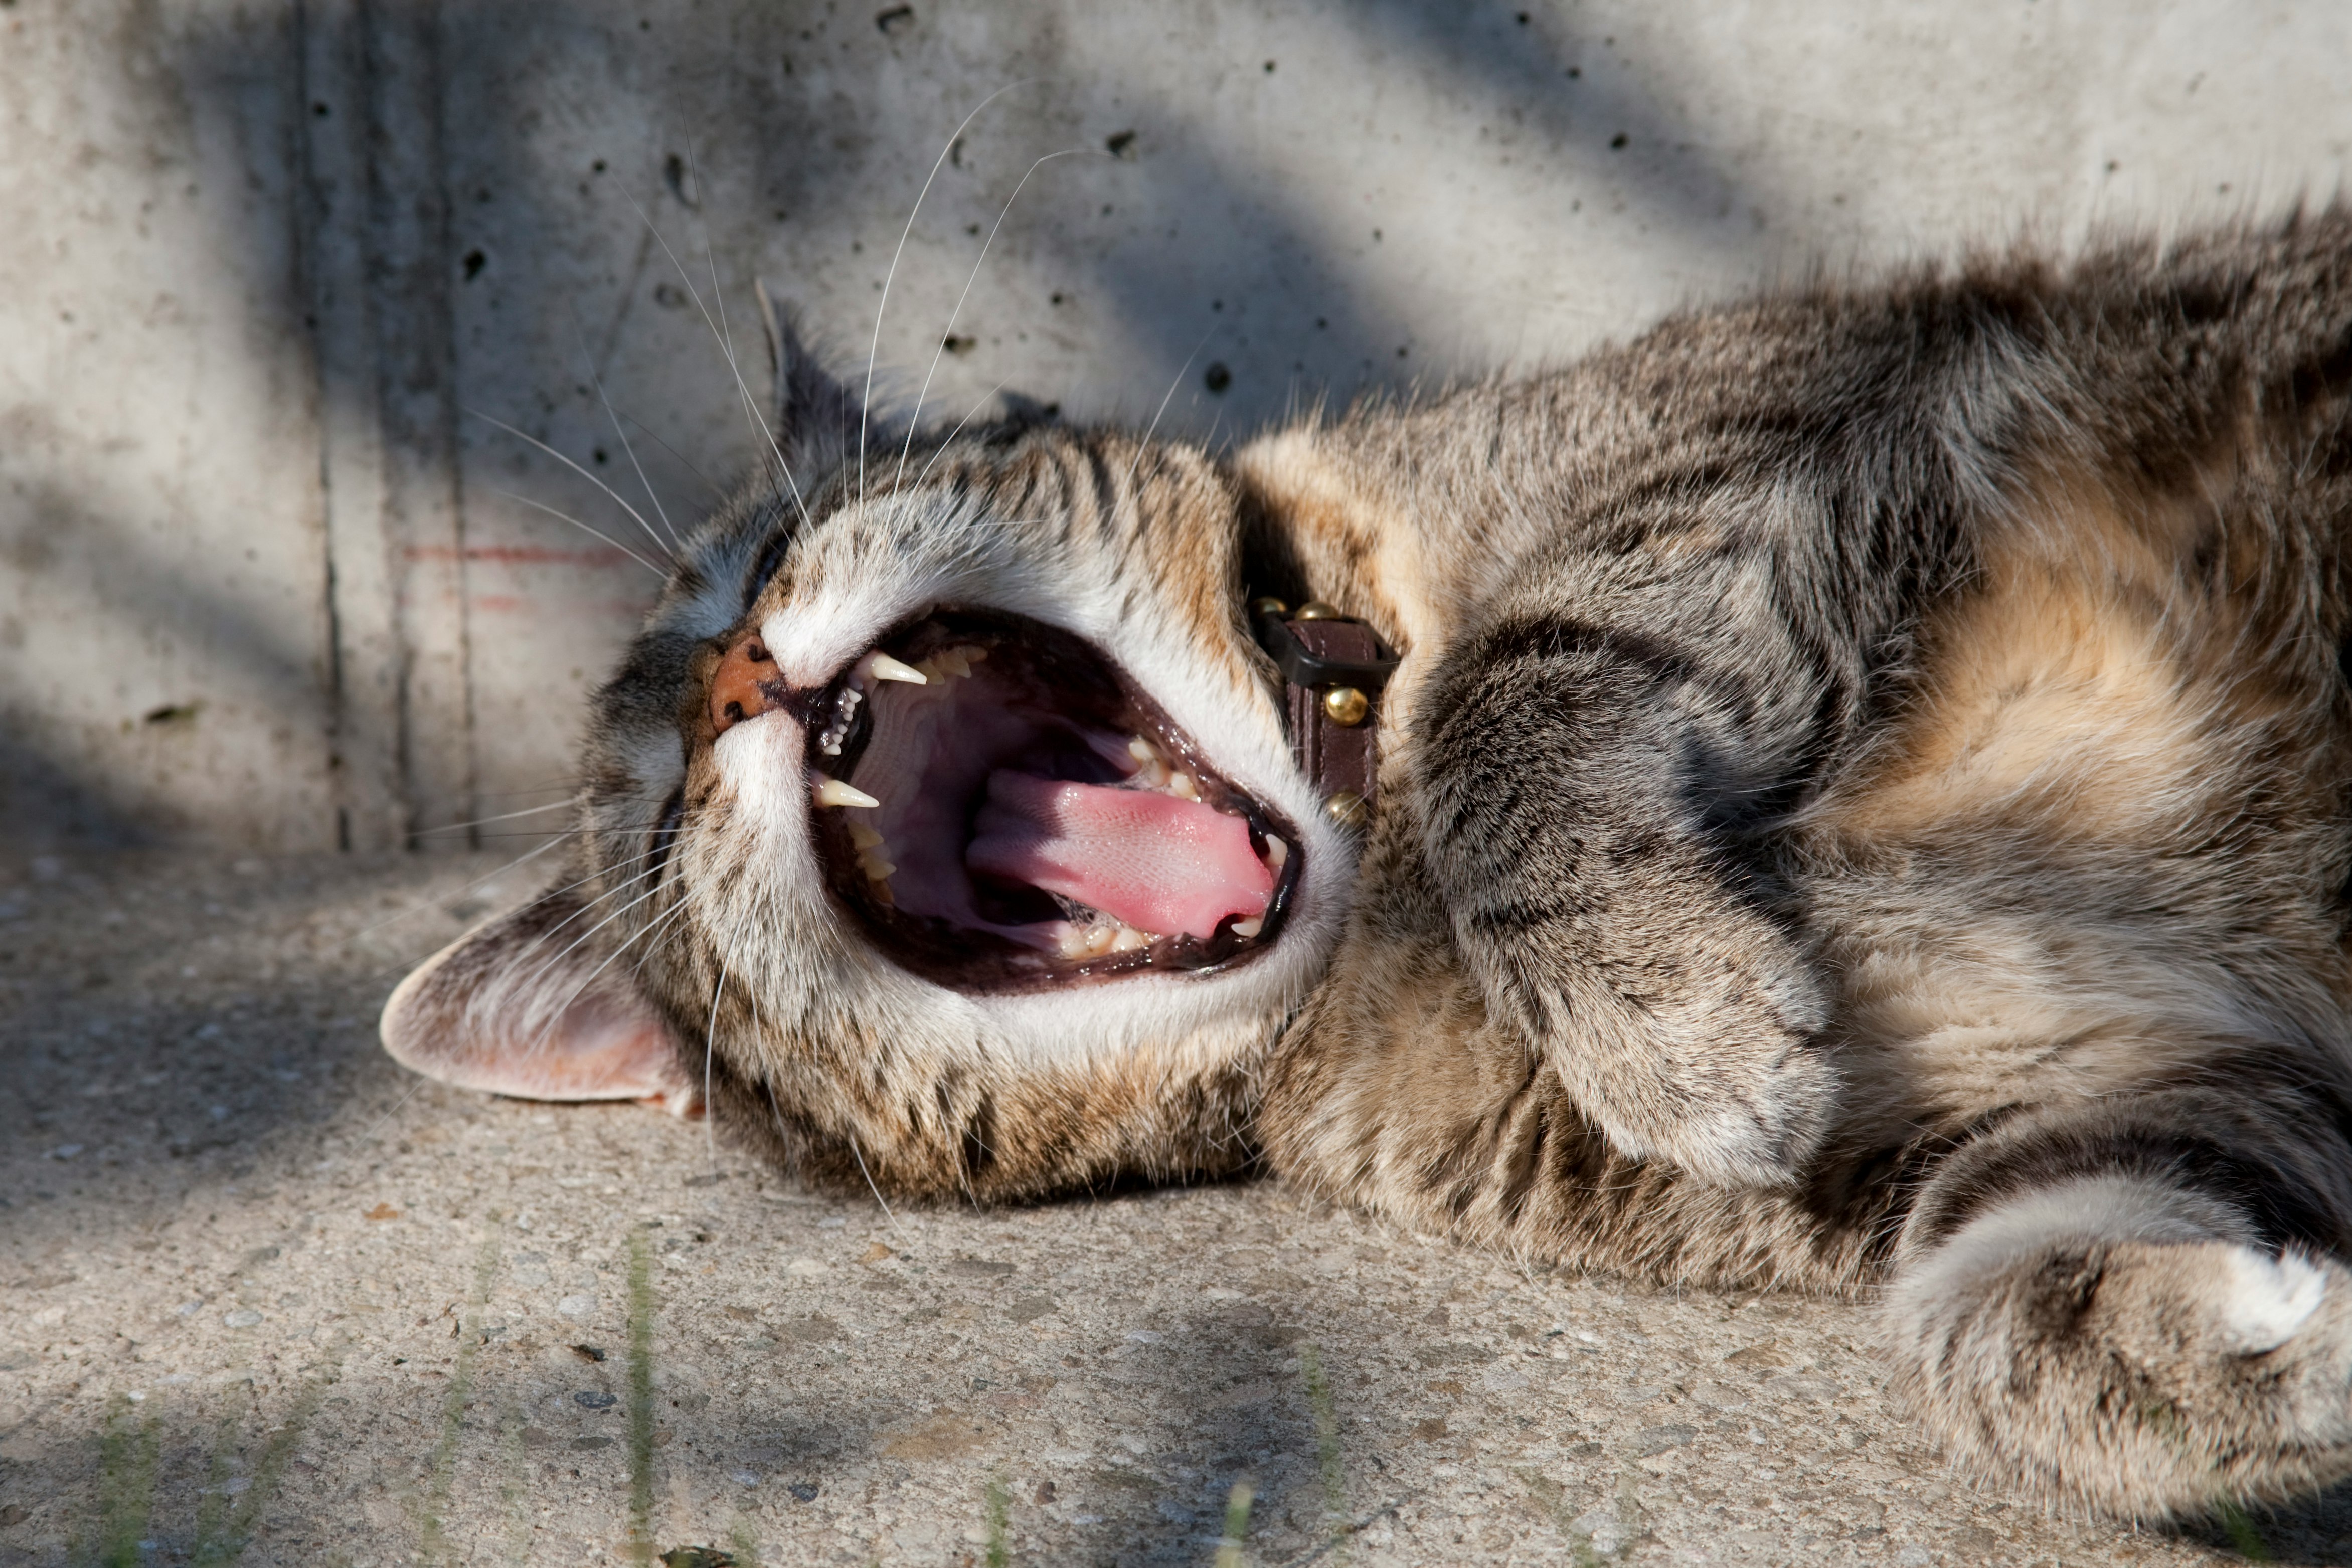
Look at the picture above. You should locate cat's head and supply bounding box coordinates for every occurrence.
[380,313,1362,1198]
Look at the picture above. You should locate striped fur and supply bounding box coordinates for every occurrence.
[384,217,2352,1517]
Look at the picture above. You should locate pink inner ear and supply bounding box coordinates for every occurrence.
[380,896,695,1110]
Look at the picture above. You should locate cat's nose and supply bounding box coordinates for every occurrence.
[709,633,780,735]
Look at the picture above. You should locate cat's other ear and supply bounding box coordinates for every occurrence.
[379,884,696,1114]
[756,279,880,474]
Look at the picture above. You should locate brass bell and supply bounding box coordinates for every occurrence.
[1321,686,1370,726]
[1323,790,1369,829]
[1292,601,1343,621]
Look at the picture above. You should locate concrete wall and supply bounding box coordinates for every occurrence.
[6,0,2349,851]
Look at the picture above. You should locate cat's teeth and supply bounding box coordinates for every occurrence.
[1168,772,1200,801]
[858,651,927,686]
[1231,917,1263,939]
[1125,735,1177,788]
[851,818,895,884]
[812,775,880,809]
[1110,926,1151,952]
[1263,834,1288,871]
[920,645,985,681]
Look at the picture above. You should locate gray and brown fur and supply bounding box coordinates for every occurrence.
[386,213,2352,1518]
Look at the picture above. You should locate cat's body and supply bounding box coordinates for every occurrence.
[387,214,2352,1517]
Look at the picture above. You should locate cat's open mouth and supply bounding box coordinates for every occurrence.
[803,609,1301,993]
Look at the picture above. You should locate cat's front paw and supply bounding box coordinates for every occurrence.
[1520,927,1838,1187]
[1584,991,1839,1187]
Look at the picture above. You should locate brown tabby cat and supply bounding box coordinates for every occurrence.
[385,213,2352,1520]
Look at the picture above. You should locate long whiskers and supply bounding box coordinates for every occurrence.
[1122,326,1221,500]
[607,181,815,534]
[892,148,1094,492]
[567,306,684,553]
[615,409,728,504]
[701,940,735,1168]
[466,409,675,565]
[859,82,1041,505]
[483,488,667,577]
[412,796,586,836]
[907,379,1016,493]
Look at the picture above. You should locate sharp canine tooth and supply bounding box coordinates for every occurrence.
[1232,917,1263,938]
[863,652,927,685]
[1264,835,1288,870]
[813,775,880,809]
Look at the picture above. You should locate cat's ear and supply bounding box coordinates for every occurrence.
[756,279,879,473]
[379,884,697,1114]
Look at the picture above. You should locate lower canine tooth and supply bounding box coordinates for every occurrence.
[1231,917,1262,938]
[812,775,880,809]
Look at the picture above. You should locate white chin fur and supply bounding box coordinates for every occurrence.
[2219,1247,2328,1354]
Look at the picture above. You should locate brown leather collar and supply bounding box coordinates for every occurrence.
[1250,598,1400,830]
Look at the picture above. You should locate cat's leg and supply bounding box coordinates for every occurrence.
[1413,563,1843,1186]
[1885,1078,2352,1516]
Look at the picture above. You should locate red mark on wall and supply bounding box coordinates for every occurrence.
[403,545,639,567]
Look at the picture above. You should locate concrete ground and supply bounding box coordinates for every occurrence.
[5,853,2351,1567]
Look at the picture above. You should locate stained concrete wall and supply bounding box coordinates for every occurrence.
[5,0,2350,851]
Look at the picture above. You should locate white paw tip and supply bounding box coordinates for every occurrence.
[2220,1248,2326,1353]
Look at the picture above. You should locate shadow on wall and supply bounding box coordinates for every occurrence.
[9,0,1793,854]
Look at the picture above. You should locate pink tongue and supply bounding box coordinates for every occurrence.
[967,771,1273,941]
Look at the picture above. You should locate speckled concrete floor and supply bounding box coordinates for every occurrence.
[2,851,2344,1566]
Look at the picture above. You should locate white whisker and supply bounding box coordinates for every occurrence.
[859,81,1042,505]
[848,1129,909,1241]
[483,489,667,577]
[1122,326,1220,500]
[606,181,816,534]
[908,379,1016,492]
[893,148,1093,491]
[566,306,684,553]
[466,409,674,563]
[702,941,734,1168]
[616,410,728,502]
[414,796,586,836]
[348,831,573,945]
